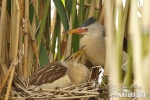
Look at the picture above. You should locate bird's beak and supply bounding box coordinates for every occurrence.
[72,46,87,61]
[65,46,87,61]
[66,27,88,35]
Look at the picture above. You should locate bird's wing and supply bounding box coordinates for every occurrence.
[29,61,67,86]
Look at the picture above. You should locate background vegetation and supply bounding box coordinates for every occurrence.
[0,0,150,99]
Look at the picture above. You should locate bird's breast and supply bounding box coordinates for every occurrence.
[80,34,106,66]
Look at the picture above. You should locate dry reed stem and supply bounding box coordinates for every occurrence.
[52,95,98,99]
[14,82,33,95]
[9,0,16,60]
[27,20,35,75]
[48,91,60,99]
[1,64,7,77]
[50,9,56,59]
[140,0,150,95]
[23,36,28,77]
[5,66,15,100]
[0,60,16,93]
[5,14,10,67]
[88,0,96,17]
[29,23,40,66]
[24,0,29,80]
[1,19,7,66]
[95,0,101,10]
[129,0,142,85]
[99,4,105,25]
[9,79,101,99]
[65,16,73,57]
[32,88,99,95]
[63,81,94,90]
[31,10,39,70]
[5,0,20,99]
[18,27,23,73]
[0,0,7,59]
[122,0,130,39]
[104,0,115,76]
[27,39,34,76]
[15,0,21,56]
[18,2,24,72]
[0,0,7,83]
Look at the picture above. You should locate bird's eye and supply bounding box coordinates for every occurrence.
[84,28,88,31]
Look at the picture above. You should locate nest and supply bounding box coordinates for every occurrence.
[13,80,108,100]
[1,76,109,100]
[0,67,109,100]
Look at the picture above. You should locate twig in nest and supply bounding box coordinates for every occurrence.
[14,82,33,95]
[52,95,98,100]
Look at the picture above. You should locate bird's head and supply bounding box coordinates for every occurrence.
[66,17,104,36]
[61,45,87,68]
[65,45,87,62]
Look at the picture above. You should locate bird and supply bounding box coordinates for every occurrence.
[67,17,128,73]
[29,46,90,89]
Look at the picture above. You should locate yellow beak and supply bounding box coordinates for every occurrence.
[72,46,87,61]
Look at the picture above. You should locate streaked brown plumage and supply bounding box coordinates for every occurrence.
[29,47,90,89]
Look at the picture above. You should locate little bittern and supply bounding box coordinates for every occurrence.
[67,17,128,72]
[29,47,90,89]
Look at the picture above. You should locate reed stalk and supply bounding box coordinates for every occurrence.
[24,0,29,80]
[0,0,7,59]
[5,0,20,99]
